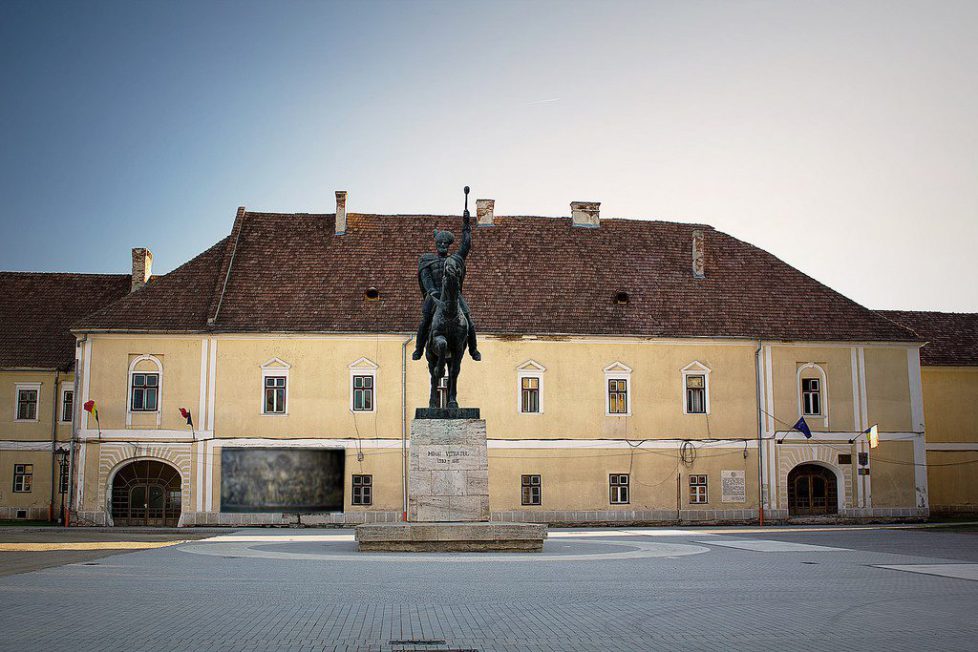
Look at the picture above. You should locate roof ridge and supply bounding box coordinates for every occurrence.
[206,206,248,327]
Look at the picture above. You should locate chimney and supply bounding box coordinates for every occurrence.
[476,199,495,226]
[335,190,348,235]
[692,230,705,279]
[571,201,600,228]
[131,248,153,292]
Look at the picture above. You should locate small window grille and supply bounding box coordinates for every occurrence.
[353,375,374,411]
[13,464,33,493]
[802,378,821,416]
[131,373,159,411]
[686,375,706,414]
[352,474,372,505]
[16,389,38,420]
[689,474,708,504]
[521,377,540,413]
[609,473,630,504]
[608,379,628,415]
[521,474,542,505]
[264,376,287,414]
[61,390,74,422]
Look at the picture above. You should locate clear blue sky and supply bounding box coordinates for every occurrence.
[2,0,976,311]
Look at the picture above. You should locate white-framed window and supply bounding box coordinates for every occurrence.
[681,361,711,415]
[521,474,542,505]
[260,357,291,416]
[516,360,545,414]
[13,464,33,492]
[130,373,159,411]
[60,388,74,423]
[352,474,372,505]
[604,362,632,416]
[436,368,449,409]
[349,357,378,413]
[126,354,163,426]
[610,473,630,504]
[14,383,41,422]
[689,474,708,504]
[797,363,827,421]
[802,378,821,416]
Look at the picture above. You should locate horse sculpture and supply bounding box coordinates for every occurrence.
[426,254,470,409]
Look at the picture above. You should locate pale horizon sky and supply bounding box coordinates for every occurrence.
[1,0,976,312]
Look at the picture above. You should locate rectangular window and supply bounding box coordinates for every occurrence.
[13,464,33,493]
[16,389,38,421]
[264,376,287,414]
[352,474,372,505]
[608,379,628,415]
[609,473,630,504]
[436,371,449,409]
[686,375,706,414]
[802,378,821,416]
[352,375,374,411]
[689,474,708,504]
[521,474,542,505]
[61,390,74,423]
[521,377,540,413]
[130,373,159,411]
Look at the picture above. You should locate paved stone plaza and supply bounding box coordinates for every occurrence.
[1,525,978,651]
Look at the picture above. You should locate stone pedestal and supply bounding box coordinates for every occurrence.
[408,416,490,522]
[355,412,546,552]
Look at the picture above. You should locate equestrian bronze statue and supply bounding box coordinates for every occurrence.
[413,186,481,409]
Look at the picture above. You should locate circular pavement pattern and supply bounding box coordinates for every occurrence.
[178,534,710,563]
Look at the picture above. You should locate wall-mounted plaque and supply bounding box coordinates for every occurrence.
[721,470,746,503]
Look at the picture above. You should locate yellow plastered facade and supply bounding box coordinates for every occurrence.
[3,333,931,524]
[922,367,978,513]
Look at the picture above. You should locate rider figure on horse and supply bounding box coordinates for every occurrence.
[411,200,481,362]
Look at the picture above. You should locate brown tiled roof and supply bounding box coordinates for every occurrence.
[73,238,229,333]
[74,211,918,343]
[0,272,130,370]
[878,311,978,366]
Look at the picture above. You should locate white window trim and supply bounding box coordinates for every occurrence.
[604,362,632,417]
[797,362,829,427]
[13,383,41,423]
[127,354,163,426]
[349,357,378,413]
[681,361,711,415]
[59,386,74,423]
[516,360,546,415]
[260,357,292,416]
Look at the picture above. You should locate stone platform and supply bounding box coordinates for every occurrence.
[355,522,547,552]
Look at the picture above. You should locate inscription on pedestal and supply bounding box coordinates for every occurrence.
[409,418,489,522]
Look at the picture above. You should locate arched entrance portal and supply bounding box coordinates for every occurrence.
[111,460,182,526]
[787,464,839,517]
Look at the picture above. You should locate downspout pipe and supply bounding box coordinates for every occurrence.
[401,335,414,522]
[755,340,765,526]
[48,370,60,522]
[66,337,84,526]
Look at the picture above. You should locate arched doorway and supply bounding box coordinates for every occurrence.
[787,463,839,517]
[111,460,182,526]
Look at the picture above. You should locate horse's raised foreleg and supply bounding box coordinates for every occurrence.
[447,356,461,409]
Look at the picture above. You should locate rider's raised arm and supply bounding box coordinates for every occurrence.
[458,211,472,259]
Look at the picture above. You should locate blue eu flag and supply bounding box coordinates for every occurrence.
[793,418,813,439]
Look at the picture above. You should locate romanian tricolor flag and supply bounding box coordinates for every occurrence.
[866,424,879,449]
[179,408,195,438]
[83,400,101,436]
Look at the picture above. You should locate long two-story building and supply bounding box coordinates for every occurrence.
[42,194,927,527]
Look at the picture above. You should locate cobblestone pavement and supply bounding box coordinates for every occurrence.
[1,525,977,651]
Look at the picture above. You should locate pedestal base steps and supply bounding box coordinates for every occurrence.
[355,522,547,552]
